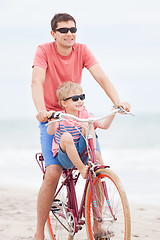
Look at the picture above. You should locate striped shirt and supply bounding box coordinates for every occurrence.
[52,107,96,157]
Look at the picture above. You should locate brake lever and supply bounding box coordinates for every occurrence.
[114,106,135,116]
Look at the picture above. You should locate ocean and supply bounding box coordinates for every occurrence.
[0,113,160,205]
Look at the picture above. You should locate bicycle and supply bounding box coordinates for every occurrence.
[35,107,132,240]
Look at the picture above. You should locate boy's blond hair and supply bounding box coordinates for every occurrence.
[57,82,83,107]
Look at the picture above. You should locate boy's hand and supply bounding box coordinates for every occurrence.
[47,111,56,120]
[36,110,55,122]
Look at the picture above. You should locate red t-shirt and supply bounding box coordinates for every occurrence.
[32,42,98,111]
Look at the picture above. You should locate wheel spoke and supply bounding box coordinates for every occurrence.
[85,168,131,240]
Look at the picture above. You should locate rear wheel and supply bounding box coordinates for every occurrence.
[85,168,131,240]
[46,177,75,240]
[46,173,88,240]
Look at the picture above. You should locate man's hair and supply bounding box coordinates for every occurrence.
[51,13,76,31]
[56,82,82,107]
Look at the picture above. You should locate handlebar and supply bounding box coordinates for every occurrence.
[47,107,134,126]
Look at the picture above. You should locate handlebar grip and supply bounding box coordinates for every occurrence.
[48,112,61,120]
[113,105,124,110]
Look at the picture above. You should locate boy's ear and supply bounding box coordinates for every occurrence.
[61,100,67,109]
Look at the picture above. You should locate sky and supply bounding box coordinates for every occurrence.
[0,0,160,119]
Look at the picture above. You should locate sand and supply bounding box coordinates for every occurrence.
[0,187,160,240]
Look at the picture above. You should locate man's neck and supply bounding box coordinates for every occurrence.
[56,43,72,56]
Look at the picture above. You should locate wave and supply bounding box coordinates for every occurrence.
[1,147,160,206]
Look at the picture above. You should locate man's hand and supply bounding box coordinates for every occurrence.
[36,110,55,122]
[114,102,131,112]
[121,102,131,112]
[36,110,48,122]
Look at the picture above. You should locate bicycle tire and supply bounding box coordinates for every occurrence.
[85,168,131,240]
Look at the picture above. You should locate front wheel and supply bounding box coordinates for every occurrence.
[85,168,131,240]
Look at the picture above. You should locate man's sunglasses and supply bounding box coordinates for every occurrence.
[55,27,77,34]
[63,94,85,102]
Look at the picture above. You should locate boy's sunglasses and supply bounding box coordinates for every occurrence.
[55,27,77,34]
[63,94,85,102]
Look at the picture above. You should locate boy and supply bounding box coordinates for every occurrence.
[47,81,116,179]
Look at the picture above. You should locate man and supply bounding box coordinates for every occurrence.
[32,13,130,240]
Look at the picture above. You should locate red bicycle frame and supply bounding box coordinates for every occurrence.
[35,121,116,234]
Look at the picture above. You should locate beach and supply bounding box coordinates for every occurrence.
[0,115,160,239]
[0,147,160,239]
[0,186,160,240]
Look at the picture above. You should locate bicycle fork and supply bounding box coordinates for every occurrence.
[102,180,117,221]
[89,168,117,222]
[89,170,102,222]
[87,131,116,222]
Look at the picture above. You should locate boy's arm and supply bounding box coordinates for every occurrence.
[96,114,115,130]
[46,110,58,135]
[47,122,57,135]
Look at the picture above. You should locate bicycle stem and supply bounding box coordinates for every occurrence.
[87,122,97,164]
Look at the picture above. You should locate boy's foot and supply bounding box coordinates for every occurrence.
[94,229,114,240]
[80,165,89,179]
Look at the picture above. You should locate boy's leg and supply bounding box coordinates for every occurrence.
[60,132,89,179]
[96,150,103,164]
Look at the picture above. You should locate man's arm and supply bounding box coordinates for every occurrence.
[89,64,130,111]
[31,66,48,122]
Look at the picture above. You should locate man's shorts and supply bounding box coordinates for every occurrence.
[39,121,100,168]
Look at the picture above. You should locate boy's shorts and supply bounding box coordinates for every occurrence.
[39,121,100,168]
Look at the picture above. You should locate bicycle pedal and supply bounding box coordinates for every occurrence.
[96,231,114,240]
[51,206,60,212]
[98,238,110,240]
[77,225,82,230]
[53,199,60,202]
[53,199,62,206]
